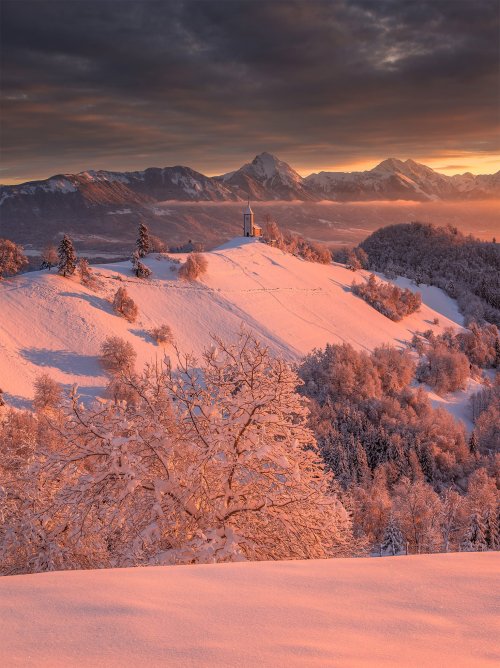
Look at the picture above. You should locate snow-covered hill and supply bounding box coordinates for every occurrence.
[0,237,475,418]
[0,552,498,667]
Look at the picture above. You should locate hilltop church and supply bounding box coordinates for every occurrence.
[243,202,262,237]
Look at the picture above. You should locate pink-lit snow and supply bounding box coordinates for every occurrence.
[0,238,471,422]
[0,553,498,667]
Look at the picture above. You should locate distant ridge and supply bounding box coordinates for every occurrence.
[2,153,499,210]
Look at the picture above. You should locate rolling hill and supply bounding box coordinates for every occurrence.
[0,237,478,424]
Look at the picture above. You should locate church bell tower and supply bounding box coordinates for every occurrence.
[243,200,254,236]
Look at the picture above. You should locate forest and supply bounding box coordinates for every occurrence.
[358,222,500,325]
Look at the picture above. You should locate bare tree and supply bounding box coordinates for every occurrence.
[40,244,58,271]
[178,253,208,281]
[33,374,63,413]
[99,336,137,376]
[150,324,174,346]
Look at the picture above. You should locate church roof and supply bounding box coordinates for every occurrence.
[244,200,253,215]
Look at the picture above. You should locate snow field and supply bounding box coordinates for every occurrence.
[0,552,498,667]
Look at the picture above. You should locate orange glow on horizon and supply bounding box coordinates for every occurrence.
[294,153,500,177]
[1,153,499,185]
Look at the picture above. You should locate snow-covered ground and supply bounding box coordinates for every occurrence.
[0,238,470,419]
[0,553,498,667]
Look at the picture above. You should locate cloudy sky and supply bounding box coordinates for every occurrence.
[1,0,499,183]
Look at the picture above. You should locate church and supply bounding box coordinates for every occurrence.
[243,202,262,237]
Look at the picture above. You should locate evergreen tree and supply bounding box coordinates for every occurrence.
[461,512,488,552]
[136,222,150,258]
[468,431,479,456]
[381,515,404,556]
[57,235,77,277]
[484,508,499,550]
[135,261,151,278]
[494,337,500,368]
[131,250,151,278]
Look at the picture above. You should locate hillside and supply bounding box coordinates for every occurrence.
[0,238,469,407]
[0,553,498,667]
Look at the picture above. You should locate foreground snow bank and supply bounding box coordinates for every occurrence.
[0,553,498,667]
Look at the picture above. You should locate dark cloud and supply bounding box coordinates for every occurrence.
[1,0,499,181]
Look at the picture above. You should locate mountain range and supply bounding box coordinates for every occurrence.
[1,153,498,254]
[1,153,499,212]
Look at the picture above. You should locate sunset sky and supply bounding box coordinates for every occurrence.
[1,0,499,184]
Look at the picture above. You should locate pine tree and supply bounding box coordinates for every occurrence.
[484,508,499,550]
[131,250,151,278]
[135,261,151,278]
[462,512,488,552]
[494,337,500,368]
[136,222,150,258]
[57,235,77,277]
[468,431,479,456]
[381,515,404,556]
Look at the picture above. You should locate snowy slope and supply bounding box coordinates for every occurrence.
[0,553,498,667]
[0,238,464,410]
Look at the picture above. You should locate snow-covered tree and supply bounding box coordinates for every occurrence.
[136,222,151,258]
[33,374,63,413]
[99,336,137,376]
[416,346,470,395]
[77,258,92,285]
[178,252,208,281]
[392,478,443,554]
[57,235,77,277]
[461,512,488,552]
[0,238,28,279]
[40,244,58,271]
[149,235,167,253]
[112,286,138,322]
[13,332,354,571]
[440,489,467,553]
[380,515,405,556]
[131,250,152,278]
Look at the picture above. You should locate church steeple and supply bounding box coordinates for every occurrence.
[243,199,254,236]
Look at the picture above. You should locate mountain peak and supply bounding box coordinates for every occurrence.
[250,152,300,180]
[372,158,407,173]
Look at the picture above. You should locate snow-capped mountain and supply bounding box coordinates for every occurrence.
[217,152,317,201]
[305,158,500,202]
[0,165,237,210]
[2,154,498,213]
